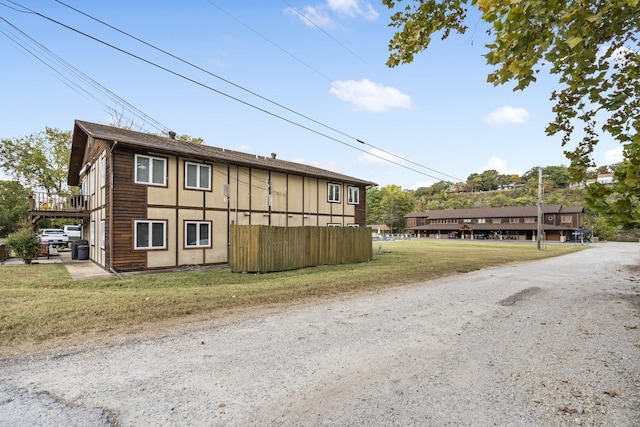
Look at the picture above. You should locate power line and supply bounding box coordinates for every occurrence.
[0,17,171,134]
[4,1,463,183]
[281,0,372,68]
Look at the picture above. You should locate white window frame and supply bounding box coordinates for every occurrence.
[185,221,211,248]
[100,220,105,248]
[135,154,167,186]
[328,183,341,203]
[347,223,359,228]
[100,156,106,188]
[185,162,211,191]
[347,186,360,204]
[90,221,95,246]
[134,220,167,250]
[328,223,341,227]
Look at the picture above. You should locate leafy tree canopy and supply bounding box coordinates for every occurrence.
[0,180,29,237]
[383,0,640,228]
[0,128,71,193]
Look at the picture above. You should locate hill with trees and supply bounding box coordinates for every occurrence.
[367,165,628,241]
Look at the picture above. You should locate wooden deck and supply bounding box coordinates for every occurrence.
[29,192,89,224]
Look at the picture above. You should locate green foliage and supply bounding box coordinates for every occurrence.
[0,181,29,236]
[0,128,72,193]
[383,0,640,228]
[366,185,414,232]
[7,228,40,264]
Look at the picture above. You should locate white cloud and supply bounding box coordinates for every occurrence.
[479,156,522,175]
[604,146,623,164]
[285,0,378,29]
[483,106,530,126]
[330,79,412,112]
[327,0,379,20]
[285,6,336,29]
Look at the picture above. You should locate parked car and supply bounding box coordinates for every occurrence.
[64,225,82,241]
[39,228,69,247]
[447,232,459,239]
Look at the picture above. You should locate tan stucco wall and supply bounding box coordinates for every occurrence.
[208,164,229,209]
[207,210,229,264]
[147,156,176,206]
[251,169,270,211]
[146,207,176,268]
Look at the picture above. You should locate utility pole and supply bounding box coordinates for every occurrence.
[537,166,544,250]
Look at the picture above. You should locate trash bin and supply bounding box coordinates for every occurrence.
[70,239,88,260]
[77,244,89,260]
[71,241,79,260]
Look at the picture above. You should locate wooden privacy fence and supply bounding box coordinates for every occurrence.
[230,225,372,273]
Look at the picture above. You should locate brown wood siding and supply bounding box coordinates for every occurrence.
[354,185,367,225]
[111,148,146,271]
[105,149,112,268]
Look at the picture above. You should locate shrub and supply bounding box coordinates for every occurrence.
[7,229,40,264]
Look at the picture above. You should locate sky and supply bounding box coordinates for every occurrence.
[0,0,624,188]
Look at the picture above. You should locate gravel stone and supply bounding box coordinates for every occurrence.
[1,242,639,426]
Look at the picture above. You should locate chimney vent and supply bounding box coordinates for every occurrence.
[271,153,277,159]
[168,131,176,139]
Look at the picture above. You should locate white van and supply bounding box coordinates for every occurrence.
[64,225,82,241]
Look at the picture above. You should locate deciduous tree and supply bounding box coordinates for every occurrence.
[0,128,71,193]
[384,0,640,228]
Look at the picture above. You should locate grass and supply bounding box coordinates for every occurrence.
[0,240,587,356]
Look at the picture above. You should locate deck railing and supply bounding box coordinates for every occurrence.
[29,192,88,212]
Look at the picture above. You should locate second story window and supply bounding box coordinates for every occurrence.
[328,183,341,203]
[135,154,166,186]
[185,162,211,190]
[347,186,360,204]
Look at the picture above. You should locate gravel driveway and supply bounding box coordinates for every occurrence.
[1,242,639,426]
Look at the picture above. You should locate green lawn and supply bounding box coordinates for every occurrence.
[0,240,587,356]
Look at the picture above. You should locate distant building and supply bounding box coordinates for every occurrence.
[367,224,391,235]
[405,205,585,242]
[570,173,615,188]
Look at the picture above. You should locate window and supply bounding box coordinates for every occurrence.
[185,162,211,190]
[524,217,536,223]
[561,215,573,225]
[100,220,105,248]
[477,218,486,224]
[464,219,472,223]
[89,164,96,195]
[328,183,341,203]
[347,224,359,228]
[492,218,502,224]
[135,154,166,186]
[185,221,211,248]
[100,156,106,188]
[347,186,359,204]
[509,218,520,223]
[135,220,166,249]
[90,221,95,246]
[328,223,341,227]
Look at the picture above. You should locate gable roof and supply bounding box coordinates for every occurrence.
[405,204,584,219]
[68,120,377,187]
